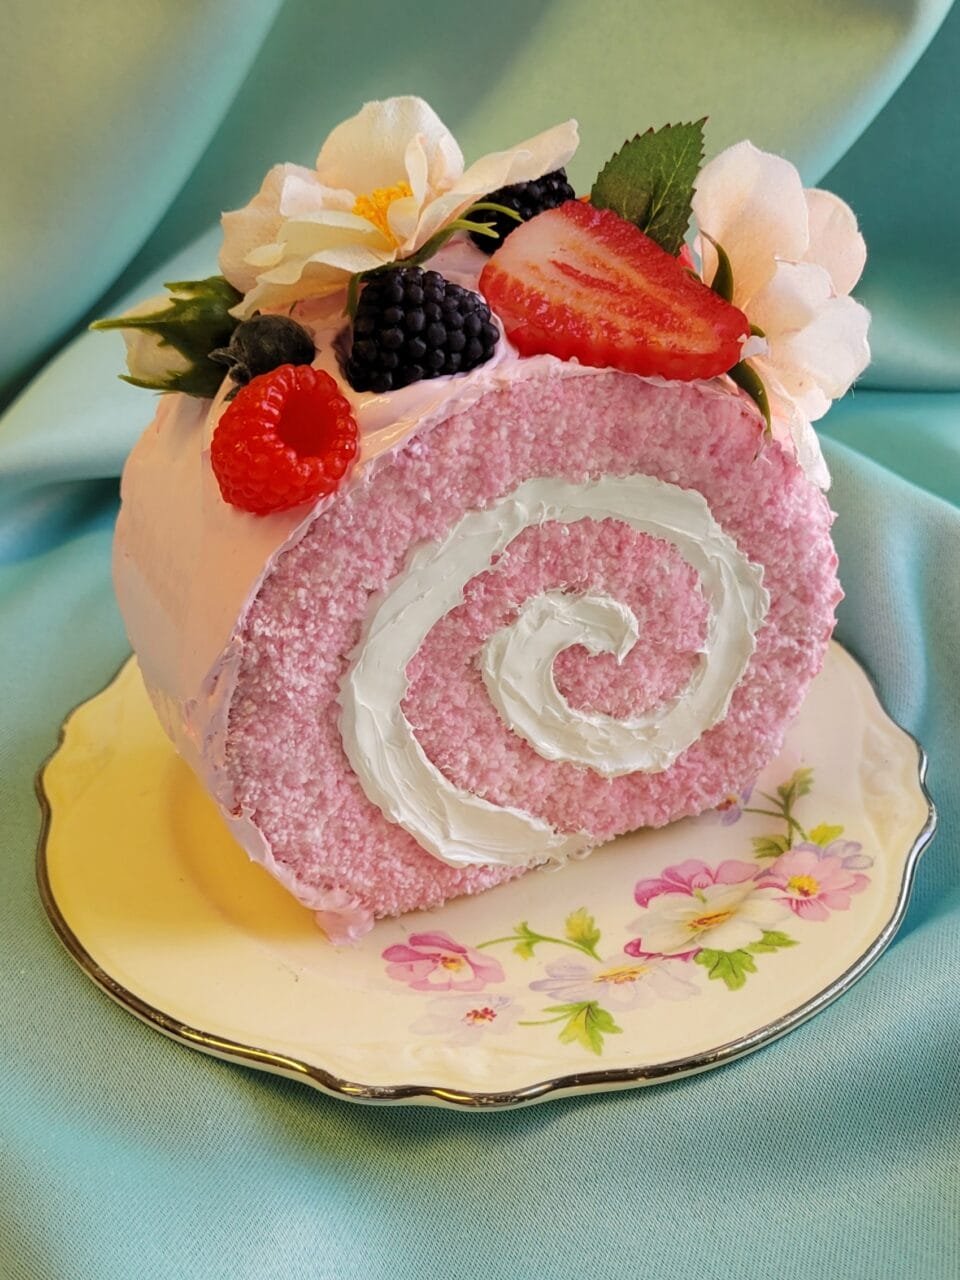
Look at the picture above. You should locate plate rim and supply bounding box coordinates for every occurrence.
[35,643,938,1110]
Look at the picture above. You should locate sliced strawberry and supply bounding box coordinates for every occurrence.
[479,201,749,381]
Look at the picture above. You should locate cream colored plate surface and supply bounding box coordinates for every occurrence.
[38,643,934,1109]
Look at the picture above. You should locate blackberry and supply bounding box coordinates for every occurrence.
[470,168,576,254]
[345,266,499,394]
[210,314,315,387]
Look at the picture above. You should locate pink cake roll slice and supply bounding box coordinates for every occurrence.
[107,99,869,943]
[203,369,838,937]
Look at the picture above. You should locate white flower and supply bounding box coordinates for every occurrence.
[529,954,698,1011]
[692,141,870,487]
[631,880,790,956]
[114,295,193,385]
[410,994,522,1045]
[220,96,578,316]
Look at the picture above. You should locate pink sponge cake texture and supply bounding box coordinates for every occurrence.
[226,370,840,925]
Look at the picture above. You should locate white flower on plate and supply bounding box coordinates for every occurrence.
[691,141,870,488]
[410,994,522,1045]
[220,96,578,316]
[631,880,790,957]
[529,954,698,1011]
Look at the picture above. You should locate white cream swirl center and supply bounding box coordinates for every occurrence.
[338,475,769,869]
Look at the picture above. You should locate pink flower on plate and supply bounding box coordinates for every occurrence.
[411,994,522,1044]
[757,842,870,921]
[382,931,504,992]
[634,858,758,908]
[627,858,789,958]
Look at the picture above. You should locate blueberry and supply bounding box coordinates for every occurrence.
[210,314,315,386]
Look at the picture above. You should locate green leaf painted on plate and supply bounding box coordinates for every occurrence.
[511,922,541,961]
[808,823,844,846]
[746,930,798,955]
[752,834,791,859]
[564,907,601,954]
[695,947,757,990]
[777,767,814,809]
[544,1002,623,1055]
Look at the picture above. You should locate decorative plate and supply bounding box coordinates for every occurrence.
[37,642,934,1109]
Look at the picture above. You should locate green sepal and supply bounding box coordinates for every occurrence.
[345,272,362,320]
[591,120,705,255]
[119,367,226,398]
[92,275,242,398]
[727,360,771,435]
[701,232,734,303]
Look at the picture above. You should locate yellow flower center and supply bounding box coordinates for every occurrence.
[464,1006,497,1025]
[352,181,413,244]
[787,874,820,898]
[689,909,734,932]
[439,955,465,971]
[594,963,649,986]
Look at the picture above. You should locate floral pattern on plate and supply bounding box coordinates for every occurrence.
[383,768,874,1055]
[39,644,935,1106]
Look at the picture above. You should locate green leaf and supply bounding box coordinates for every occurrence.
[747,930,798,955]
[808,823,844,847]
[564,907,601,953]
[547,1002,623,1055]
[728,360,771,434]
[695,948,757,990]
[590,120,705,255]
[92,276,242,398]
[752,834,791,860]
[511,922,540,961]
[777,767,814,809]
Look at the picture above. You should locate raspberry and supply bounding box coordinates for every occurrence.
[345,266,499,394]
[210,314,315,387]
[211,364,358,514]
[470,168,576,254]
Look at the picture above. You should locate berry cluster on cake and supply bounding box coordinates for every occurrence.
[101,97,870,941]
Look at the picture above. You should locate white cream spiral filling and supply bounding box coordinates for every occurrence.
[338,475,769,869]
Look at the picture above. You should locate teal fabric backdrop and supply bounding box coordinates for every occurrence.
[1,2,958,1276]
